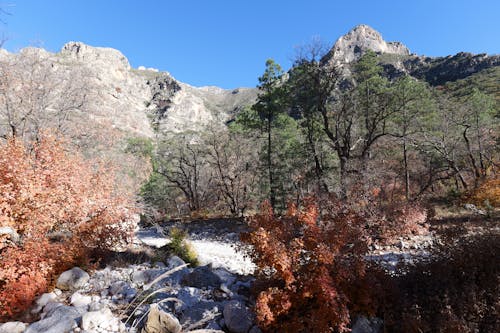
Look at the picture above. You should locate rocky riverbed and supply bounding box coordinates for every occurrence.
[0,219,435,333]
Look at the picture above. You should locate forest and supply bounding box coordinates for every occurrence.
[141,50,498,218]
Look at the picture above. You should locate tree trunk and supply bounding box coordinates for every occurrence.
[339,156,348,200]
[267,117,276,210]
[403,137,410,201]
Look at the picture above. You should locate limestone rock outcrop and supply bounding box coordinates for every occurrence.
[324,24,410,65]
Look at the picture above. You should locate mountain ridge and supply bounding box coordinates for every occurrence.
[1,24,498,141]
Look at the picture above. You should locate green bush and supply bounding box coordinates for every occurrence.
[168,227,199,267]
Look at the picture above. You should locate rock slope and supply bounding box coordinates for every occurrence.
[0,42,257,140]
[322,24,499,87]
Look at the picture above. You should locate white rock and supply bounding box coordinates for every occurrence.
[81,307,114,330]
[70,292,92,307]
[0,321,27,333]
[56,267,90,291]
[32,292,58,313]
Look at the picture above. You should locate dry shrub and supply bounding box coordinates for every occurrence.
[355,185,430,244]
[467,176,500,208]
[241,197,374,333]
[370,201,429,243]
[381,232,500,333]
[0,132,136,320]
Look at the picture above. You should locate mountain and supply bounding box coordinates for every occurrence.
[0,42,257,140]
[323,24,500,87]
[0,25,497,191]
[323,24,411,65]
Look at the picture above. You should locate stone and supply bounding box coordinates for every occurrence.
[44,305,83,318]
[109,281,137,301]
[213,267,236,287]
[0,226,20,244]
[142,303,182,333]
[223,301,253,333]
[0,321,27,333]
[32,292,58,313]
[351,316,383,333]
[81,307,113,331]
[56,267,90,291]
[167,255,186,269]
[25,314,77,333]
[179,300,222,326]
[70,292,92,307]
[175,287,204,311]
[464,203,487,215]
[205,321,223,330]
[188,331,225,333]
[181,265,222,289]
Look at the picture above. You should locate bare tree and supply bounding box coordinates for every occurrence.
[205,127,258,216]
[0,49,88,140]
[156,133,214,213]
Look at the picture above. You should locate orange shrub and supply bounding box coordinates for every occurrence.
[467,177,500,208]
[0,132,136,320]
[241,198,373,332]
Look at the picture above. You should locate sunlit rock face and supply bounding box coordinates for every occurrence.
[1,42,257,139]
[323,24,410,65]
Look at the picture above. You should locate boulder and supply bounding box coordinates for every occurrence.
[142,303,182,333]
[56,267,89,290]
[0,322,27,333]
[43,305,83,319]
[168,255,186,269]
[223,301,253,333]
[81,307,114,330]
[179,300,222,326]
[175,287,204,311]
[351,316,383,333]
[25,315,77,333]
[181,265,222,289]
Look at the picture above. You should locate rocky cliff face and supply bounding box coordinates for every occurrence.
[323,24,411,65]
[0,42,257,140]
[324,25,499,86]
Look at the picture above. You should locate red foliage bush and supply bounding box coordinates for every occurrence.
[0,133,136,320]
[380,232,500,332]
[241,197,375,332]
[352,185,429,244]
[369,200,429,243]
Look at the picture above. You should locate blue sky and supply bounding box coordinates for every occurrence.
[2,0,499,88]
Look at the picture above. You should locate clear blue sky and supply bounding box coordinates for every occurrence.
[2,0,499,89]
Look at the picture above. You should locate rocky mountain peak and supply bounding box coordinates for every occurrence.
[60,41,130,69]
[324,24,410,65]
